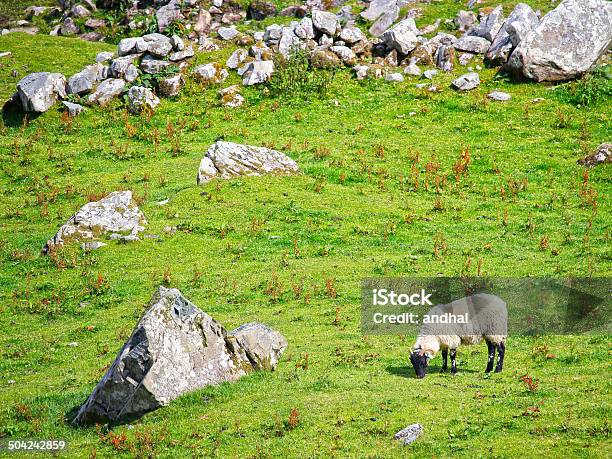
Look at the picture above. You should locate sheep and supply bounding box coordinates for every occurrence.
[409,293,507,378]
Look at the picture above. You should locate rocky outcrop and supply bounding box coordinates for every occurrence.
[16,72,66,112]
[197,141,299,184]
[73,287,287,425]
[43,191,146,254]
[507,0,612,82]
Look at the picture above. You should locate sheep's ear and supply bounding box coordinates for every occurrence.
[424,351,434,360]
[411,344,421,353]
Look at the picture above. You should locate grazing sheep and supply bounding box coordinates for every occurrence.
[409,293,507,378]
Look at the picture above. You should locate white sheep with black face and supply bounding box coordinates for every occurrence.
[409,293,507,378]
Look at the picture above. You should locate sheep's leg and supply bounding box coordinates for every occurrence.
[450,349,457,375]
[485,340,496,373]
[440,349,448,373]
[495,342,505,373]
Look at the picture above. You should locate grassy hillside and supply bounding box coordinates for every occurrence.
[0,3,610,457]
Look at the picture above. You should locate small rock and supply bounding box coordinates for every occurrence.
[577,143,611,168]
[455,35,491,54]
[394,424,423,445]
[127,86,160,114]
[88,78,126,106]
[404,63,422,77]
[158,74,184,97]
[422,69,438,80]
[385,72,404,82]
[312,10,339,36]
[487,91,511,101]
[82,241,106,251]
[193,63,228,84]
[452,72,480,91]
[383,18,419,55]
[62,101,86,116]
[218,26,239,40]
[226,48,248,69]
[242,60,274,86]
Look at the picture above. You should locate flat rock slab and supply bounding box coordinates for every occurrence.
[73,287,287,424]
[508,0,612,81]
[43,190,146,254]
[197,141,299,184]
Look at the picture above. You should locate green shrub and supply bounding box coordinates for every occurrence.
[555,66,612,107]
[267,47,337,100]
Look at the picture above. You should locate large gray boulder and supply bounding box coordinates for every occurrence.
[197,141,299,184]
[73,287,287,424]
[383,18,419,55]
[507,0,612,82]
[16,72,66,112]
[485,3,539,66]
[43,190,146,254]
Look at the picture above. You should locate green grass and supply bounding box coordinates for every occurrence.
[0,3,611,456]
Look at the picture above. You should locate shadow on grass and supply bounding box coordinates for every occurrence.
[2,96,39,128]
[386,365,478,379]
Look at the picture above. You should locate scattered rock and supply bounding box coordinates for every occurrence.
[330,45,356,65]
[95,51,114,63]
[60,17,80,35]
[73,286,287,424]
[143,33,173,58]
[385,72,404,82]
[507,0,612,81]
[127,86,160,114]
[467,5,504,42]
[71,4,91,18]
[16,72,66,112]
[0,51,12,59]
[577,143,611,168]
[230,322,288,371]
[394,424,423,445]
[242,60,274,85]
[339,26,365,44]
[422,69,438,80]
[455,10,477,32]
[43,191,146,254]
[156,0,182,33]
[67,63,105,95]
[158,74,184,97]
[248,0,276,20]
[455,36,491,54]
[219,85,244,108]
[218,26,239,40]
[193,63,228,84]
[312,10,339,36]
[458,53,474,66]
[361,0,400,36]
[197,141,299,184]
[383,18,419,55]
[82,241,107,251]
[452,72,480,91]
[404,62,422,76]
[140,55,173,74]
[487,91,511,101]
[62,100,86,116]
[434,45,455,72]
[87,78,125,106]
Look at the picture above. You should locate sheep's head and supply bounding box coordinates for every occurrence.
[410,346,433,378]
